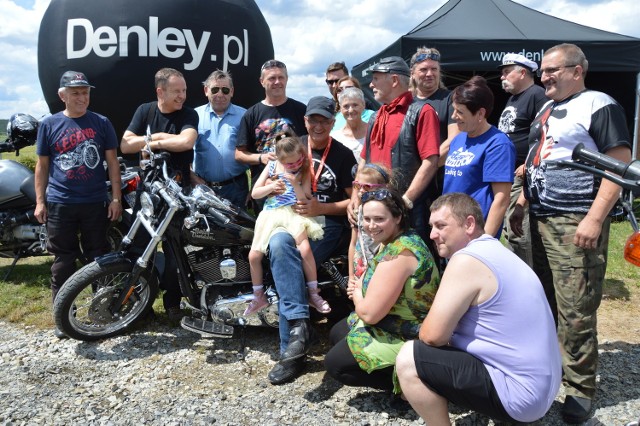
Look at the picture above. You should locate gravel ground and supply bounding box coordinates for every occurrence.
[0,319,639,426]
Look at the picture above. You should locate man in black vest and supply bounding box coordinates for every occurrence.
[354,56,440,244]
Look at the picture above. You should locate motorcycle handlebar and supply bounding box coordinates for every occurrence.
[573,143,640,182]
[0,140,15,153]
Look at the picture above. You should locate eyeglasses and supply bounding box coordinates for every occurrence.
[353,181,385,191]
[306,117,333,127]
[210,86,231,95]
[261,60,286,71]
[336,85,355,94]
[361,189,393,203]
[412,52,441,66]
[325,79,340,86]
[536,64,578,78]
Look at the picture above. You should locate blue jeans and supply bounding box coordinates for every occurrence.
[269,217,346,355]
[213,175,249,208]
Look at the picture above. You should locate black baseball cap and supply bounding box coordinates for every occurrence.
[370,56,410,76]
[59,71,95,88]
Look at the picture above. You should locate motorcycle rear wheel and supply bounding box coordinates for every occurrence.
[54,260,158,341]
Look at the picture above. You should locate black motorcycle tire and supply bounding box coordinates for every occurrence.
[54,260,158,341]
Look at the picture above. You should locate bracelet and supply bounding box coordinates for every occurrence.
[112,199,121,203]
[258,154,262,165]
[402,195,414,209]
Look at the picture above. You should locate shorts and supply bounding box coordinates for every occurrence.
[413,341,515,423]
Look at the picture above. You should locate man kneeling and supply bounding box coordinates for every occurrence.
[396,193,561,424]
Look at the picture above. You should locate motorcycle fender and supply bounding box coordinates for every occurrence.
[95,252,132,268]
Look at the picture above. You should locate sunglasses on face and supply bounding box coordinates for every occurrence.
[353,181,385,191]
[261,60,287,71]
[361,189,393,203]
[210,86,231,95]
[325,79,340,86]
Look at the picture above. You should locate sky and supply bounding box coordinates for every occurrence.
[1,0,640,120]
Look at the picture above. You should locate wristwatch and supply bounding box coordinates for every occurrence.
[111,199,121,203]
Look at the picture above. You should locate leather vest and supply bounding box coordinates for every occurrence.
[365,99,428,193]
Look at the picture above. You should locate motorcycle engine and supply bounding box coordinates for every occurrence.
[185,244,252,283]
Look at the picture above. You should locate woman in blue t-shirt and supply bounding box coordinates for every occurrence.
[443,76,515,238]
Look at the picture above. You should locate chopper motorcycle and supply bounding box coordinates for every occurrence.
[0,113,137,280]
[53,140,349,344]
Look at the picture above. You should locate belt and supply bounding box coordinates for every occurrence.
[203,173,245,187]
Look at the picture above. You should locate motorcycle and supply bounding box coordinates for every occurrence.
[559,143,640,266]
[53,140,350,348]
[0,113,137,280]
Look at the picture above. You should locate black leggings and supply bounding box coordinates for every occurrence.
[324,319,394,390]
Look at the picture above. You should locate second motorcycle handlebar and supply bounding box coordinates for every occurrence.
[572,143,640,182]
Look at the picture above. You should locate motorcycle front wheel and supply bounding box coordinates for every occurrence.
[54,260,158,341]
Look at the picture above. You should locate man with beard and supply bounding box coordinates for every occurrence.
[497,53,548,267]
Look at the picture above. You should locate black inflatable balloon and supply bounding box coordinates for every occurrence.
[38,0,274,138]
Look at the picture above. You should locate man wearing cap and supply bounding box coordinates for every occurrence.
[120,67,198,319]
[358,56,440,245]
[34,70,122,338]
[234,59,307,212]
[511,43,631,423]
[409,47,459,163]
[267,96,356,385]
[191,70,249,207]
[497,53,548,268]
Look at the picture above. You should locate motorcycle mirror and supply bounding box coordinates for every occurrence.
[624,231,640,266]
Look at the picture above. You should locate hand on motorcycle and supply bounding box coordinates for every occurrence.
[34,202,47,224]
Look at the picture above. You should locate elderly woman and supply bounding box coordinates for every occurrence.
[324,188,439,392]
[330,87,370,160]
[331,76,375,133]
[443,75,515,237]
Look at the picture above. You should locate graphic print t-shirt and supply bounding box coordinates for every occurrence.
[37,111,118,203]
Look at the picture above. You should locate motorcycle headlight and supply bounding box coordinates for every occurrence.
[139,192,155,217]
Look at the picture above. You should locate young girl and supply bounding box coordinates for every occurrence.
[349,163,393,284]
[245,136,331,316]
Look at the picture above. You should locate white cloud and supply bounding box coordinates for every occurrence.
[1,0,639,119]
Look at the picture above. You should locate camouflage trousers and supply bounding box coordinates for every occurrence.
[504,174,533,267]
[530,212,610,400]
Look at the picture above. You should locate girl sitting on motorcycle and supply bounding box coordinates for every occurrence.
[245,135,329,316]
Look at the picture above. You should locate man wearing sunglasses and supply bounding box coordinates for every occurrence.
[325,61,349,97]
[235,59,307,212]
[191,70,249,207]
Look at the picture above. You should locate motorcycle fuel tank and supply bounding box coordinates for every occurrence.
[0,160,35,210]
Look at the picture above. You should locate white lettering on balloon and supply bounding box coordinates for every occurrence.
[66,17,249,71]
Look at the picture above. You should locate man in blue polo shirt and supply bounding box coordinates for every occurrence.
[192,70,248,207]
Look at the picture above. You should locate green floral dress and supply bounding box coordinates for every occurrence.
[346,231,439,383]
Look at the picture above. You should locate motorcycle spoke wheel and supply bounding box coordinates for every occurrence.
[54,261,157,341]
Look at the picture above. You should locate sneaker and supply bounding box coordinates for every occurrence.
[308,288,331,314]
[243,292,268,316]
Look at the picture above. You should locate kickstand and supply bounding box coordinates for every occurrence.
[237,323,247,360]
[3,254,21,281]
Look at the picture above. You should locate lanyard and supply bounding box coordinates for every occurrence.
[308,138,332,193]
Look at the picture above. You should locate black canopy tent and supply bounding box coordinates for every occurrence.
[352,0,640,157]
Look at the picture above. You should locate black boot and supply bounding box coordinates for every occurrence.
[280,319,312,361]
[268,358,306,385]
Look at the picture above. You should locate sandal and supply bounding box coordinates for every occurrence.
[308,288,331,314]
